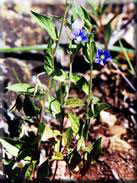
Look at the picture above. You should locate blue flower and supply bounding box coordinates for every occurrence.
[71,28,88,44]
[95,48,112,66]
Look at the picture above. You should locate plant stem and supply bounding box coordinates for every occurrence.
[38,0,69,125]
[0,44,48,53]
[52,160,59,182]
[65,54,73,101]
[52,1,69,181]
[53,0,69,55]
[89,63,93,104]
[0,43,135,54]
[11,67,21,83]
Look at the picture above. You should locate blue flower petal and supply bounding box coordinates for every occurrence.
[82,36,88,42]
[71,28,88,44]
[98,48,104,55]
[95,48,112,66]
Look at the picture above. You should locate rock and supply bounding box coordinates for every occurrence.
[108,125,127,137]
[108,136,131,153]
[100,111,117,127]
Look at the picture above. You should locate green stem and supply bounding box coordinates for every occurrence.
[52,1,69,181]
[0,43,135,54]
[89,63,93,105]
[0,44,47,53]
[53,0,69,55]
[65,54,73,101]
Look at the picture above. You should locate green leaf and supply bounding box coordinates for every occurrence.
[71,73,89,95]
[76,76,89,95]
[83,122,89,140]
[44,45,54,76]
[7,83,34,94]
[92,96,100,105]
[62,128,73,147]
[68,112,80,135]
[64,97,85,108]
[53,69,69,82]
[52,69,89,95]
[41,125,60,142]
[72,5,92,29]
[52,152,64,160]
[79,6,92,29]
[86,0,98,16]
[41,125,54,142]
[31,11,58,40]
[77,136,85,151]
[48,96,61,117]
[0,138,19,157]
[37,160,49,179]
[53,130,61,137]
[71,4,79,20]
[88,102,110,119]
[83,40,96,64]
[105,23,112,44]
[54,141,60,154]
[82,143,93,153]
[25,160,37,180]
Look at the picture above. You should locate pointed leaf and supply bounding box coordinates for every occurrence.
[68,112,80,134]
[64,97,85,108]
[41,125,54,142]
[54,140,60,152]
[86,0,98,16]
[62,128,73,147]
[41,125,60,142]
[25,161,37,180]
[44,46,54,76]
[72,5,92,29]
[48,96,61,117]
[0,138,19,157]
[31,11,58,40]
[7,83,34,93]
[77,136,85,151]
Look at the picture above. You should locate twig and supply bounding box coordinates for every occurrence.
[11,67,21,83]
[111,62,136,92]
[119,40,135,75]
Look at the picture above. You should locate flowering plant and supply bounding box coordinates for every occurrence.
[0,0,112,182]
